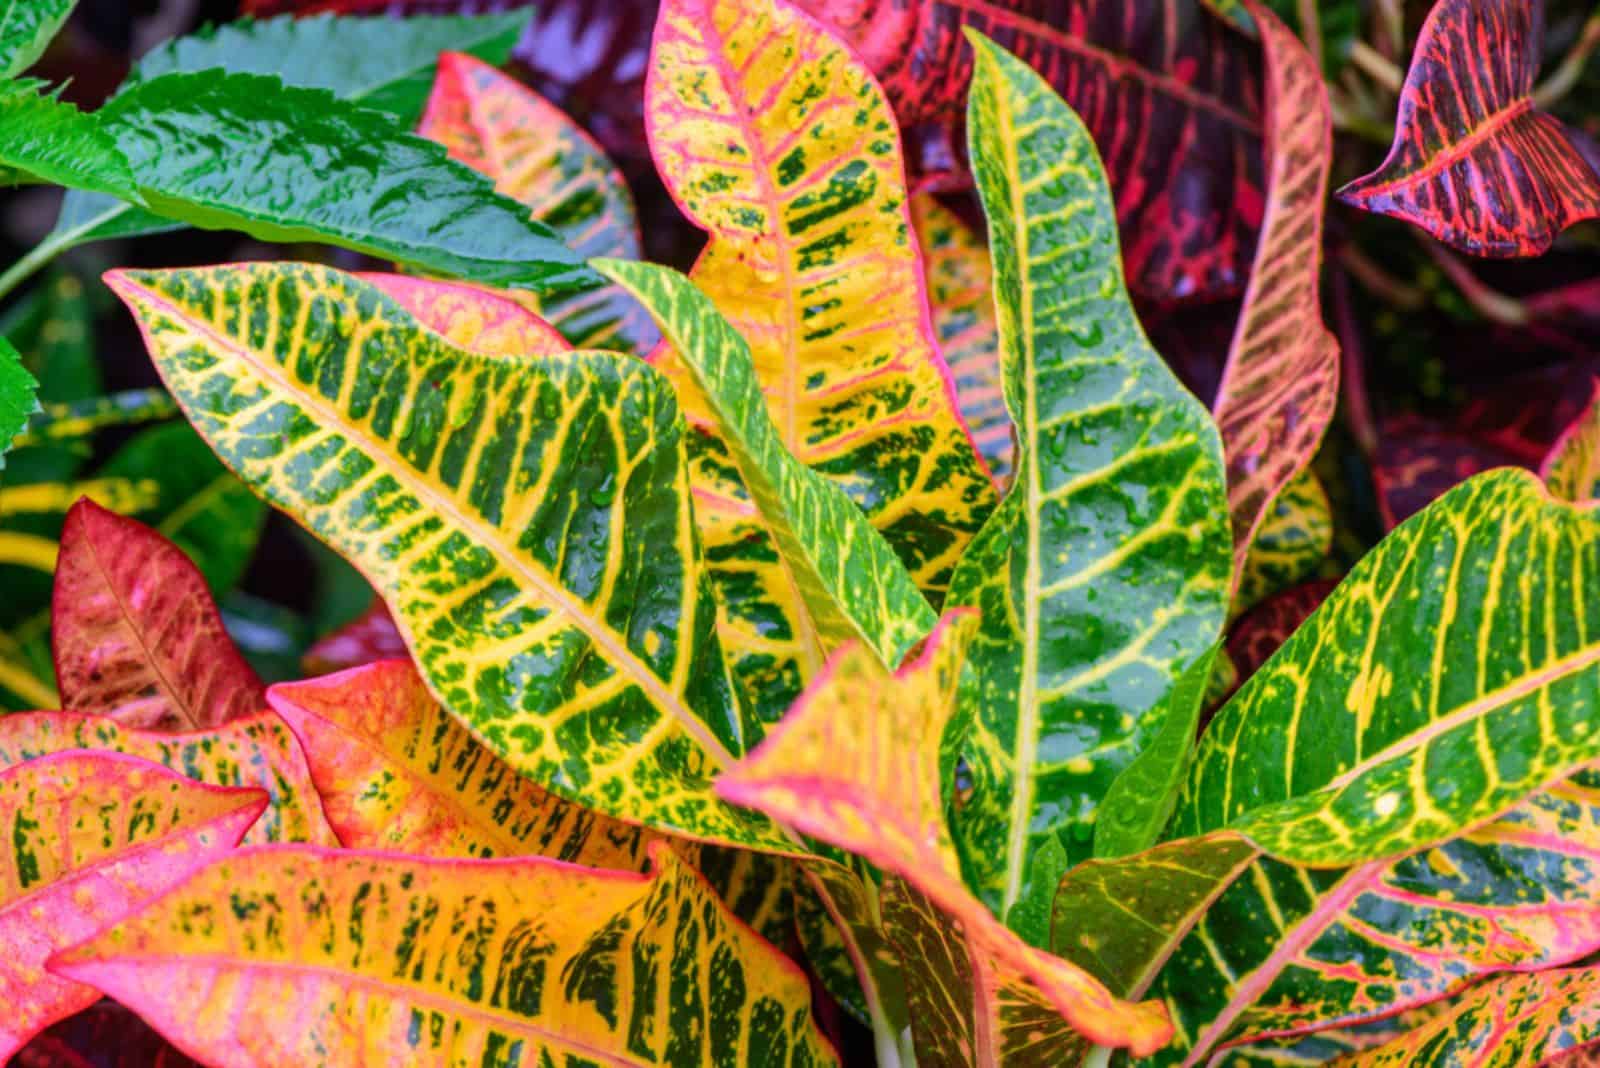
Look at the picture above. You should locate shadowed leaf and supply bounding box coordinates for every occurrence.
[1542,379,1600,502]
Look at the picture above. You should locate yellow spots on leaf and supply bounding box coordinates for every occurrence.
[1346,661,1394,737]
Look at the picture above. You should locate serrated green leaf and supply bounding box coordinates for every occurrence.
[1175,469,1600,865]
[0,0,75,78]
[599,258,938,673]
[942,33,1232,944]
[0,335,38,471]
[0,80,131,198]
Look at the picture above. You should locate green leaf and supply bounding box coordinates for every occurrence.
[92,71,591,293]
[942,32,1232,943]
[599,258,939,672]
[0,80,132,197]
[1175,468,1600,865]
[0,335,38,470]
[0,0,75,78]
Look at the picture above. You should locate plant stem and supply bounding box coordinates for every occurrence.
[1337,245,1425,310]
[0,213,102,303]
[1534,10,1600,109]
[1349,40,1404,94]
[1373,0,1405,59]
[1082,1044,1113,1068]
[1295,0,1323,71]
[1419,237,1529,326]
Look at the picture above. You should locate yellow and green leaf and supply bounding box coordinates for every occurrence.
[108,261,788,852]
[0,710,335,846]
[417,51,657,353]
[0,751,266,1060]
[357,271,571,359]
[1543,378,1600,503]
[943,32,1232,941]
[1235,467,1334,615]
[1175,469,1600,865]
[717,612,1174,1058]
[53,841,838,1066]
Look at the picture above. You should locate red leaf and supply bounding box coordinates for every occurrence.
[802,0,1265,303]
[1373,413,1526,529]
[51,499,266,730]
[300,598,407,676]
[1339,0,1600,256]
[1225,578,1338,681]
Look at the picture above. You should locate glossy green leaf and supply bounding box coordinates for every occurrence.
[599,259,938,672]
[0,334,38,470]
[109,261,789,852]
[94,71,593,292]
[0,80,132,198]
[0,0,76,77]
[1175,469,1600,865]
[943,32,1232,942]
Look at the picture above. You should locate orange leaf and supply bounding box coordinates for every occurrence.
[0,751,265,1059]
[51,500,265,730]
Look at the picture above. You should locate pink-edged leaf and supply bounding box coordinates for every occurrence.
[1542,378,1600,502]
[1224,578,1338,682]
[0,710,337,846]
[803,0,1265,303]
[1373,413,1526,529]
[0,751,266,1059]
[1338,0,1600,256]
[355,271,570,358]
[51,499,266,730]
[12,1000,201,1068]
[299,597,407,675]
[1211,2,1338,584]
[716,612,1174,1057]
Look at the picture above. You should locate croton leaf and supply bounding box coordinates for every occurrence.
[943,31,1232,939]
[1542,379,1600,502]
[1338,0,1600,256]
[52,842,837,1066]
[1225,578,1338,682]
[418,50,657,353]
[355,271,570,357]
[0,710,335,846]
[1211,2,1338,586]
[1235,468,1334,613]
[717,612,1174,1057]
[108,261,789,852]
[0,751,266,1060]
[300,597,406,674]
[51,500,267,730]
[0,82,133,198]
[1373,412,1522,530]
[51,11,531,252]
[802,0,1265,303]
[600,259,938,673]
[912,193,1012,482]
[1337,967,1600,1067]
[644,0,997,599]
[7,390,177,454]
[1,335,39,470]
[0,0,76,78]
[93,71,593,292]
[1175,469,1600,865]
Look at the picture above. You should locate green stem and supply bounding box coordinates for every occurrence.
[1349,39,1404,94]
[1082,1044,1113,1068]
[0,212,105,302]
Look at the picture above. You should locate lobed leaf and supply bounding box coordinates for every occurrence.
[51,500,267,730]
[1338,0,1600,256]
[944,31,1232,940]
[108,261,787,851]
[0,0,76,78]
[0,710,335,846]
[717,612,1175,1057]
[0,751,266,1060]
[52,842,838,1066]
[418,50,657,353]
[1211,3,1339,588]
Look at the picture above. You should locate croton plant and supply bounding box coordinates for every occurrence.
[5,0,1600,1064]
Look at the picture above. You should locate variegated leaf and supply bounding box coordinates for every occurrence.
[52,842,838,1066]
[0,751,266,1059]
[1175,469,1600,865]
[645,0,997,603]
[1235,468,1334,615]
[0,710,334,846]
[108,261,788,852]
[1543,379,1600,503]
[1211,3,1338,589]
[51,499,267,730]
[417,50,657,353]
[944,32,1232,941]
[717,612,1175,1057]
[7,389,178,454]
[357,271,570,358]
[300,596,407,674]
[912,193,1012,482]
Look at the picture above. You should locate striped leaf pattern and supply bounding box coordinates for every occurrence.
[1212,3,1339,586]
[944,33,1232,940]
[1175,469,1600,865]
[912,193,1012,482]
[717,613,1175,1057]
[0,710,335,846]
[804,0,1265,303]
[51,500,267,730]
[53,843,838,1066]
[356,272,569,358]
[0,752,266,1060]
[109,261,788,852]
[1338,0,1600,256]
[417,51,657,353]
[601,260,937,673]
[646,0,997,600]
[1542,381,1600,503]
[7,389,178,453]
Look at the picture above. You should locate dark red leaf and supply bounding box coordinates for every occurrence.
[800,0,1266,303]
[12,1002,200,1068]
[1372,413,1524,529]
[1339,0,1600,256]
[1225,578,1339,682]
